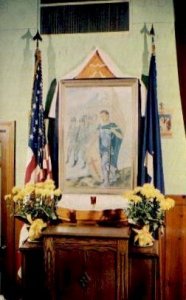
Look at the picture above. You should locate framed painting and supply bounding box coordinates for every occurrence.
[59,78,139,194]
[159,113,173,137]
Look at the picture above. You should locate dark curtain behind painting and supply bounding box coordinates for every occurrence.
[45,79,59,187]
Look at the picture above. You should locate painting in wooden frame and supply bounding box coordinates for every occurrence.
[59,78,139,194]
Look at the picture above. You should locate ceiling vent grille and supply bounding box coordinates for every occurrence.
[40,1,129,34]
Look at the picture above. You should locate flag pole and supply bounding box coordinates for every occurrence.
[28,30,42,127]
[137,24,165,193]
[33,30,42,49]
[24,29,52,183]
[150,24,155,55]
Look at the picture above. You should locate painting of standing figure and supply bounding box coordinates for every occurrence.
[98,110,123,187]
[59,78,139,194]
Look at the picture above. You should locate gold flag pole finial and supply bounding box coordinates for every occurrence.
[150,24,155,55]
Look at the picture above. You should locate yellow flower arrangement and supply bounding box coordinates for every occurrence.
[124,183,175,240]
[5,179,62,224]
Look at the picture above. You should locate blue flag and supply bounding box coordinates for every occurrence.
[138,53,165,193]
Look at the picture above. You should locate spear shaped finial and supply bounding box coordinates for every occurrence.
[150,24,155,36]
[150,24,155,55]
[33,30,42,49]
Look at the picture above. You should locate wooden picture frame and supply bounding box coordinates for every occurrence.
[59,78,139,194]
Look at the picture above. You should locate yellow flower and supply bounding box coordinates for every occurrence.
[18,190,27,199]
[28,218,47,241]
[124,191,135,199]
[24,185,35,194]
[130,195,142,203]
[35,188,42,196]
[133,225,154,247]
[35,182,44,188]
[44,189,53,197]
[155,193,165,202]
[160,197,175,211]
[143,183,154,189]
[134,186,142,193]
[140,184,157,199]
[12,186,21,195]
[54,188,62,197]
[13,194,22,202]
[4,194,12,201]
[46,183,56,190]
[44,179,54,185]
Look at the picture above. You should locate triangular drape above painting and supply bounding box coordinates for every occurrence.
[48,47,146,118]
[75,49,115,78]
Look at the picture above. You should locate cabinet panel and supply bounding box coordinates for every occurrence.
[55,248,117,300]
[20,243,49,300]
[129,240,161,300]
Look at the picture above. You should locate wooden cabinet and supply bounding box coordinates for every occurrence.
[20,224,163,300]
[43,225,129,300]
[19,195,186,300]
[19,194,186,300]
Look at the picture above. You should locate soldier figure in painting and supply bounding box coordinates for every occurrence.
[98,110,123,187]
[65,116,79,166]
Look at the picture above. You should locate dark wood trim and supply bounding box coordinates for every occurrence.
[0,121,16,290]
[163,195,186,300]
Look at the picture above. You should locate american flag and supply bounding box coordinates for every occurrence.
[24,48,52,183]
